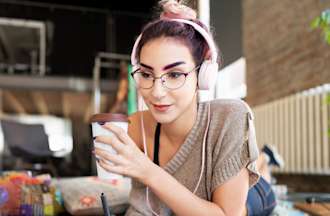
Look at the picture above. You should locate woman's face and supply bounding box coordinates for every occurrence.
[138,37,198,124]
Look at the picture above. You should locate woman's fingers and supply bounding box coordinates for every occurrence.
[98,158,127,176]
[94,147,126,165]
[92,123,147,179]
[95,135,125,153]
[102,123,135,146]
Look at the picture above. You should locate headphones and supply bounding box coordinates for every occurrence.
[130,18,219,91]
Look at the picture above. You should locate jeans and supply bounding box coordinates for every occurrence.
[246,177,276,216]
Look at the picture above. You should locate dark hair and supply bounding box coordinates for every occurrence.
[135,19,219,67]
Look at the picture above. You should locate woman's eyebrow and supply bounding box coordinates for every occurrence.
[163,61,185,70]
[140,63,153,70]
[139,61,186,71]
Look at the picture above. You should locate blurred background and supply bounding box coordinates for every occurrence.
[0,0,330,213]
[0,0,157,177]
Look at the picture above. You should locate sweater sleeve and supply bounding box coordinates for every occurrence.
[211,100,260,193]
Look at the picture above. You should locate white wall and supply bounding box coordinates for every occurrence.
[215,57,246,99]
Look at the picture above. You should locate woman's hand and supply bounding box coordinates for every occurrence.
[94,123,156,184]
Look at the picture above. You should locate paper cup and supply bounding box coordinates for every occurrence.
[90,113,128,180]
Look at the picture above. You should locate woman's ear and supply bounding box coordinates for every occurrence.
[204,50,212,60]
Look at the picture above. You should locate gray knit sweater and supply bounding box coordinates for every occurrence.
[125,99,260,216]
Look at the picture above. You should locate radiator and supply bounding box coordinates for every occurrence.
[252,84,330,174]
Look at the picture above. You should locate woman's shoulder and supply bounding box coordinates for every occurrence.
[128,110,155,126]
[209,99,252,119]
[128,110,156,150]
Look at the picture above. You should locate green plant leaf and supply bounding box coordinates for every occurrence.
[324,28,330,43]
[326,94,330,104]
[311,17,321,29]
[311,9,330,45]
[321,9,330,24]
[326,33,330,45]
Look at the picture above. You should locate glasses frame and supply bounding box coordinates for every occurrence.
[131,65,200,90]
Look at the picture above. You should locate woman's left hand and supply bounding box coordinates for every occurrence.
[94,123,156,184]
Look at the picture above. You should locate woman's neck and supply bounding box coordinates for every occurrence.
[161,97,198,147]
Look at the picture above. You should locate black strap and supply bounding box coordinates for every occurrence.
[153,123,161,166]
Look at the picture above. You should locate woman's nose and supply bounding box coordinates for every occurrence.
[151,78,167,99]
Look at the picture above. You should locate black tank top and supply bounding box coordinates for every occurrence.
[153,123,161,166]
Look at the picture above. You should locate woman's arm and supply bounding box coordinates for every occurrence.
[144,164,249,216]
[94,122,250,216]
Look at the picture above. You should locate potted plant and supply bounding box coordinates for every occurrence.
[311,9,330,45]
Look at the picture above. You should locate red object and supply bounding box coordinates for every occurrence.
[79,195,96,207]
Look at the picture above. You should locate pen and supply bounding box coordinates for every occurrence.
[100,192,111,216]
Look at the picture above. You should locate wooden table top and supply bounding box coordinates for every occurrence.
[294,202,330,216]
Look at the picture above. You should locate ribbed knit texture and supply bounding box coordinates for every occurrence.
[125,99,260,216]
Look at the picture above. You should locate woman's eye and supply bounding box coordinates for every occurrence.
[140,72,152,79]
[167,72,183,79]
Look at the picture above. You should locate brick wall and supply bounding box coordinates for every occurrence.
[243,0,330,106]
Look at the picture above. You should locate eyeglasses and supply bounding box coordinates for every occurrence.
[131,65,200,90]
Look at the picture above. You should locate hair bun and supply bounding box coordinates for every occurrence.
[159,0,197,20]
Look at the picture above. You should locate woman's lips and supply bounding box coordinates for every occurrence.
[152,104,171,112]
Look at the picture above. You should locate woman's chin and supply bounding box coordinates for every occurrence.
[150,109,175,124]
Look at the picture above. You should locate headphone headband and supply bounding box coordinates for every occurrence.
[130,18,218,67]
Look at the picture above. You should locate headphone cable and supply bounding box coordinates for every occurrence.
[140,96,211,215]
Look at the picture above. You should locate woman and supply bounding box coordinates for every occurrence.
[94,1,276,215]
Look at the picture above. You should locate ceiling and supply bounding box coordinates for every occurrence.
[0,0,147,119]
[12,0,159,14]
[1,89,115,121]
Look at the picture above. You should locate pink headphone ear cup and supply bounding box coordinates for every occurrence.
[132,65,139,72]
[198,60,219,90]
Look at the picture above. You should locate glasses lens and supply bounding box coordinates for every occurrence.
[133,71,154,89]
[163,72,186,89]
[132,71,189,89]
